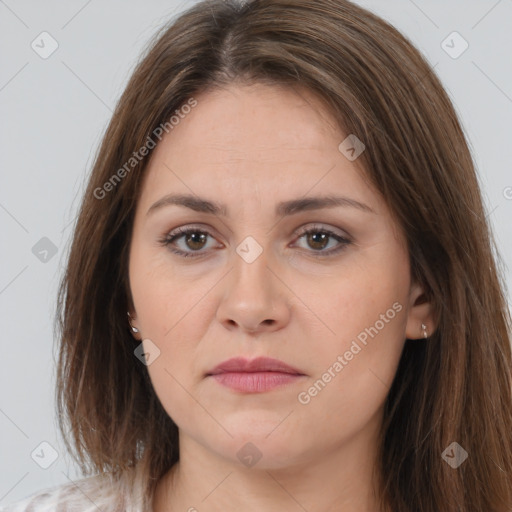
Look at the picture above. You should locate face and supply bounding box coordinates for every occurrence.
[128,82,429,470]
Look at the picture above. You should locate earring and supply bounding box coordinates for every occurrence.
[421,323,428,339]
[127,311,139,333]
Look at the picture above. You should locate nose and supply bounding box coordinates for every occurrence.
[216,245,291,335]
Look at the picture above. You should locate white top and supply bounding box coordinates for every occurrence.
[0,470,149,512]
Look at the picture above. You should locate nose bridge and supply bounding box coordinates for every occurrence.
[231,235,274,304]
[216,234,290,332]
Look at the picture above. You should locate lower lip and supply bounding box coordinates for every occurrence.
[209,372,304,392]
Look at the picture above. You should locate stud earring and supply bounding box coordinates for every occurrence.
[127,311,139,334]
[421,323,428,339]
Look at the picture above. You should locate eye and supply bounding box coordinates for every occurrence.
[158,226,221,258]
[158,223,352,259]
[292,223,352,257]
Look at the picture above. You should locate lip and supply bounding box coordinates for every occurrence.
[207,356,304,376]
[206,357,306,393]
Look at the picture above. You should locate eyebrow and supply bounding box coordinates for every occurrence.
[146,193,376,217]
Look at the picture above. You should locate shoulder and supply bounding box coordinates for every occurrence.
[0,471,144,512]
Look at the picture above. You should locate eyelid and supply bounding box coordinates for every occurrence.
[293,222,350,240]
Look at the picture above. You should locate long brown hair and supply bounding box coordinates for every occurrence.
[55,0,512,510]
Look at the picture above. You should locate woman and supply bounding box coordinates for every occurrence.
[3,0,511,510]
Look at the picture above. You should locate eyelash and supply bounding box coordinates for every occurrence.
[158,224,352,259]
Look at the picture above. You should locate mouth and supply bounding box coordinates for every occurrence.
[205,356,306,393]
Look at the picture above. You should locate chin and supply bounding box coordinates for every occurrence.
[209,429,309,470]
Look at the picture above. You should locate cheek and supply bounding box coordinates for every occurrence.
[129,250,193,406]
[293,253,408,422]
[129,250,216,421]
[292,304,406,452]
[139,315,207,431]
[304,258,407,355]
[129,240,206,340]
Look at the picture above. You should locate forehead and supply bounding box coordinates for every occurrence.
[136,82,383,219]
[178,82,342,152]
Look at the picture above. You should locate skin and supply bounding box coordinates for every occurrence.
[127,82,435,511]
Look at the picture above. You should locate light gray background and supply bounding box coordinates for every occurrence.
[1,0,511,505]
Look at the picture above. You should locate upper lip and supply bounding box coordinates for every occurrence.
[206,357,304,376]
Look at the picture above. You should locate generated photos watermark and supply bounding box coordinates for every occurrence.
[94,97,198,200]
[297,301,403,405]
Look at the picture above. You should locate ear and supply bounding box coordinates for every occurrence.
[404,280,436,340]
[127,310,141,339]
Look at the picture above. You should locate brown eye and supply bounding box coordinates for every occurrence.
[293,224,352,257]
[183,232,208,251]
[305,231,330,251]
[159,227,220,258]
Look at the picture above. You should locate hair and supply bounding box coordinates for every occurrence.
[54,0,512,510]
